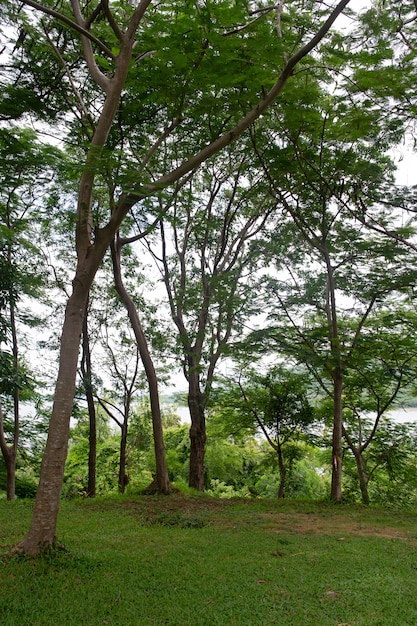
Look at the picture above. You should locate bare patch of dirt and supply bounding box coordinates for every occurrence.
[259,512,415,540]
[117,493,417,540]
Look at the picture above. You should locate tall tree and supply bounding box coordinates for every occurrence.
[109,235,172,494]
[145,155,273,490]
[247,70,417,500]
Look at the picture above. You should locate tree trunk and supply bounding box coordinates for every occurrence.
[118,421,128,493]
[330,371,343,502]
[0,443,16,501]
[277,444,286,499]
[81,309,96,498]
[353,449,370,505]
[5,454,16,500]
[14,266,95,553]
[188,376,206,491]
[111,239,172,494]
[87,400,97,498]
[0,406,17,501]
[0,294,20,500]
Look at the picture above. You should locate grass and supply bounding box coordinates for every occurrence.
[1,494,417,625]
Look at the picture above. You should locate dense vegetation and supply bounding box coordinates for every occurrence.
[1,0,417,555]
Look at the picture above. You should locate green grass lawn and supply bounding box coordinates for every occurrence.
[1,494,417,625]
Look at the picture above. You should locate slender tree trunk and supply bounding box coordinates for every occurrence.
[111,239,172,494]
[5,454,16,500]
[0,400,18,502]
[0,436,17,501]
[330,371,343,502]
[353,449,370,505]
[277,444,286,499]
[0,291,20,500]
[118,421,128,493]
[81,308,96,497]
[86,398,97,498]
[188,373,206,491]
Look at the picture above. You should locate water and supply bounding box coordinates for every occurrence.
[386,407,417,424]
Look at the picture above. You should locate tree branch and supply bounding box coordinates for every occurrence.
[70,0,111,92]
[125,0,352,197]
[21,0,115,58]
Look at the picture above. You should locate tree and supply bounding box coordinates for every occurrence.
[144,155,273,490]
[110,233,172,494]
[341,417,417,506]
[4,0,352,553]
[340,309,417,504]
[0,127,59,500]
[246,67,417,500]
[96,317,144,493]
[215,367,316,498]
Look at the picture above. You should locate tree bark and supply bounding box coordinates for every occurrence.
[118,420,128,493]
[15,276,92,553]
[111,238,172,494]
[277,444,286,499]
[330,371,343,502]
[81,307,96,498]
[188,373,206,491]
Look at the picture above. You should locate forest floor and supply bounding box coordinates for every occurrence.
[102,491,417,541]
[2,493,417,625]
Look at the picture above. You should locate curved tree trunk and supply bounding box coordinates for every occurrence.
[111,238,172,494]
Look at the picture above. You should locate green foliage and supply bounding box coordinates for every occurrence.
[208,366,318,496]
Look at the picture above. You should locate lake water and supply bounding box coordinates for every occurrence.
[386,407,417,424]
